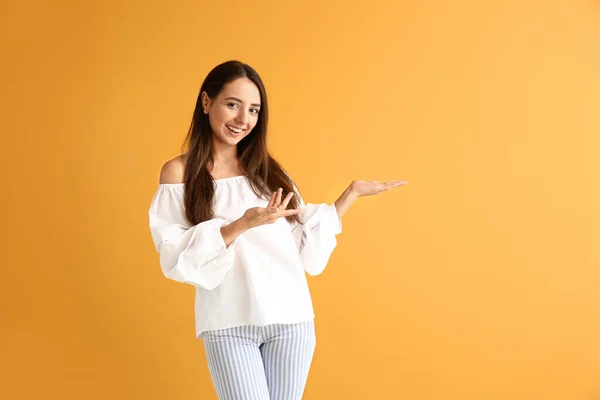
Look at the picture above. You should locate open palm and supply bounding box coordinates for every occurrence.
[351,180,407,197]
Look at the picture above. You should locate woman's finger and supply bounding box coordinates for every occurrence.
[389,180,407,187]
[275,188,283,207]
[268,191,277,207]
[280,192,294,209]
[278,208,304,218]
[383,181,407,191]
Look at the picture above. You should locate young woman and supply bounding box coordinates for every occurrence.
[148,60,407,400]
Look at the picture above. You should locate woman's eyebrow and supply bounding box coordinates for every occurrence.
[225,96,261,107]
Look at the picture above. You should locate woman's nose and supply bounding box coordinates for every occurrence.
[236,110,248,124]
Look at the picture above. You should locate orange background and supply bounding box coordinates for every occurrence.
[2,0,599,399]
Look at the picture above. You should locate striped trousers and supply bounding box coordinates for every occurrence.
[200,319,316,400]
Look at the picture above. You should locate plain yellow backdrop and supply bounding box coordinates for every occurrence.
[1,0,599,399]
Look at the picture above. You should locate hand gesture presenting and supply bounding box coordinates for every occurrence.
[242,188,303,229]
[350,180,408,197]
[334,179,407,218]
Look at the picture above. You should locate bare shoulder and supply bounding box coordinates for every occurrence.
[159,154,186,184]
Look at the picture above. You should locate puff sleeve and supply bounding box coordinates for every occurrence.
[148,185,239,290]
[291,191,343,276]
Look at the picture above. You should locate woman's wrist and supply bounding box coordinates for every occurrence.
[220,217,250,248]
[334,184,360,218]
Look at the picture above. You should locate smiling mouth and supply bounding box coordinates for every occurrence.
[226,125,245,135]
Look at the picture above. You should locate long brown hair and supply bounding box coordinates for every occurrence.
[180,60,302,226]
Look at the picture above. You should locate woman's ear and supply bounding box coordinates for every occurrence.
[201,91,211,114]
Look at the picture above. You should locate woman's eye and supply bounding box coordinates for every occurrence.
[228,103,259,114]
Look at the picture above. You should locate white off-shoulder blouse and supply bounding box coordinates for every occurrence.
[148,175,342,338]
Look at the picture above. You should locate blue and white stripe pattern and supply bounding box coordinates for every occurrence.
[200,319,316,400]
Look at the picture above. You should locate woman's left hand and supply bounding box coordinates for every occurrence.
[350,180,408,197]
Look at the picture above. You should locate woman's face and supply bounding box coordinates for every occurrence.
[202,77,261,146]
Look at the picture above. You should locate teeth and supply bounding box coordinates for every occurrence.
[226,125,243,133]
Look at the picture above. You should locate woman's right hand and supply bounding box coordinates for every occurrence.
[242,188,304,229]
